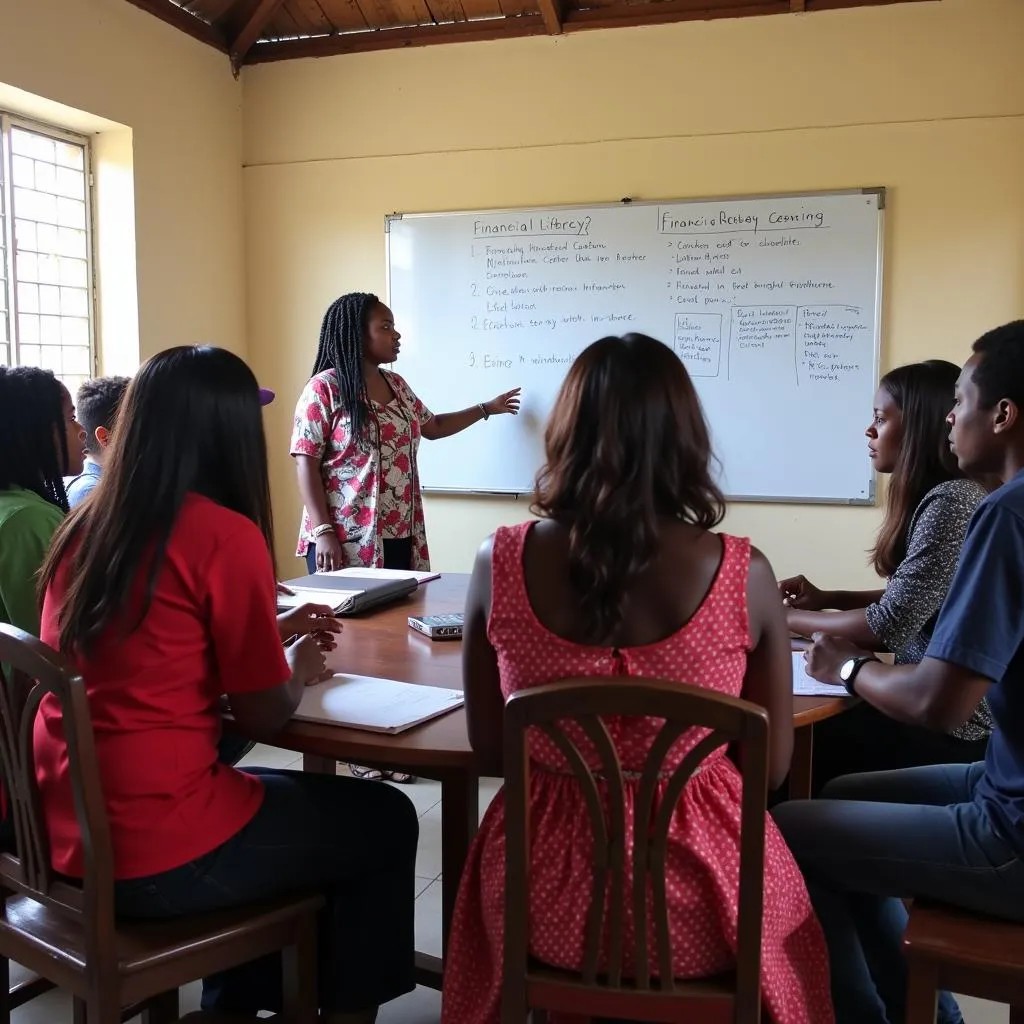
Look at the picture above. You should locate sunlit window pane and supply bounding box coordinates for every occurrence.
[3,120,93,388]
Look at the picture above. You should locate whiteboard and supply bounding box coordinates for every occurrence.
[386,189,883,503]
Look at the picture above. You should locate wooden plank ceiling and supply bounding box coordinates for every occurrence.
[125,0,930,66]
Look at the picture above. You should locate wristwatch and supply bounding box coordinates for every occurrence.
[838,655,879,697]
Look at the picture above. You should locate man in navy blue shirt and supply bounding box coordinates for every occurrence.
[775,319,1024,1024]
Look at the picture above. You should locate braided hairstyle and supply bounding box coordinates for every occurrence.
[310,292,379,441]
[0,365,70,511]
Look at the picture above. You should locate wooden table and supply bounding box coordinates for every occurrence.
[260,573,850,988]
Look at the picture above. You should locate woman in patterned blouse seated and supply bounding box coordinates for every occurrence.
[780,359,990,791]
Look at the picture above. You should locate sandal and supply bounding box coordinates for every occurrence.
[383,771,417,784]
[348,764,384,781]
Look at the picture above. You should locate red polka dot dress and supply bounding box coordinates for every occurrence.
[441,522,833,1024]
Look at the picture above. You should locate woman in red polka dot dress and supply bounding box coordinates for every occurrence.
[442,334,833,1024]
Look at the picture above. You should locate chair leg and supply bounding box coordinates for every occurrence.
[139,989,179,1024]
[904,963,939,1024]
[0,957,9,1024]
[281,915,319,1024]
[86,989,124,1024]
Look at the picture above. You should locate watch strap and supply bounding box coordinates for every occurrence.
[844,655,878,696]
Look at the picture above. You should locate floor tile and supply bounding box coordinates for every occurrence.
[389,777,442,818]
[479,775,502,822]
[415,803,443,879]
[379,984,441,1023]
[956,993,1008,1022]
[415,878,444,960]
[416,874,439,898]
[236,742,302,771]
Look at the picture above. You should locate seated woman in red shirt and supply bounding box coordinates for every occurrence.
[34,346,418,1024]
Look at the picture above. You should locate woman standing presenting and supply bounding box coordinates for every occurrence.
[292,292,521,574]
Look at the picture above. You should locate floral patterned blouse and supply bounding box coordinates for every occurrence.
[290,369,433,569]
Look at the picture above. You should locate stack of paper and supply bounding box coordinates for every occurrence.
[791,651,846,697]
[294,674,464,734]
[327,568,441,584]
[277,588,362,614]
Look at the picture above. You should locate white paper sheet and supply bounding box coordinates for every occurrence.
[792,651,847,697]
[294,674,464,734]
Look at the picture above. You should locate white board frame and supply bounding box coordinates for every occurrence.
[385,187,885,504]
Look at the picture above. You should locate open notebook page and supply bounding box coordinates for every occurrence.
[294,674,464,734]
[792,651,847,697]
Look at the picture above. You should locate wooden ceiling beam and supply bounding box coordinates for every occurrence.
[124,0,229,51]
[231,0,290,64]
[563,0,787,32]
[537,0,563,34]
[243,13,547,60]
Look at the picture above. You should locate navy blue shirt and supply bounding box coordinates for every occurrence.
[927,468,1024,846]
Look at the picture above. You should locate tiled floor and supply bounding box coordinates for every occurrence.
[9,745,1011,1022]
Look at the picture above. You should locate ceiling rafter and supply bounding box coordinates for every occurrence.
[122,0,932,64]
[230,0,290,65]
[124,0,229,50]
[536,0,562,34]
[245,13,547,59]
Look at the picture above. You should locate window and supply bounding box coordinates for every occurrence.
[0,114,94,394]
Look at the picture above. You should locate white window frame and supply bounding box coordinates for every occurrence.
[0,111,97,382]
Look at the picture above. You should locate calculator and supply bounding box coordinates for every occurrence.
[408,613,464,640]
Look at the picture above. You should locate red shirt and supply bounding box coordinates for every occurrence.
[34,494,290,879]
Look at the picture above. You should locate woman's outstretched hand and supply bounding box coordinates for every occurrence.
[484,388,522,417]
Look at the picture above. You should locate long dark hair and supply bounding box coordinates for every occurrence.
[0,366,70,511]
[533,334,725,643]
[310,292,378,441]
[871,359,963,577]
[40,346,275,656]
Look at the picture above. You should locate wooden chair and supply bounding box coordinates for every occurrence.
[0,623,324,1024]
[904,901,1024,1024]
[501,677,770,1024]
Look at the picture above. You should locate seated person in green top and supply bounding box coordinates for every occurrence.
[0,366,85,633]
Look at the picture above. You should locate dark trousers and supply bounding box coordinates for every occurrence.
[113,768,418,1013]
[305,536,414,575]
[773,762,1024,1024]
[810,701,989,795]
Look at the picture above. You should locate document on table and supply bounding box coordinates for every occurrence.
[326,568,442,584]
[792,652,846,697]
[294,674,464,734]
[276,588,363,614]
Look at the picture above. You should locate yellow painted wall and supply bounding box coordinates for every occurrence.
[0,0,246,361]
[241,0,1022,582]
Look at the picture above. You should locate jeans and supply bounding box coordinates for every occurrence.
[810,702,989,796]
[773,762,1024,1024]
[114,768,418,1013]
[305,536,413,575]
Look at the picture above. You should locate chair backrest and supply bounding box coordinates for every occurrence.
[502,676,769,1020]
[0,624,115,956]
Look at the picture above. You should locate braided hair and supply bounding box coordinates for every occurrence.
[0,365,70,511]
[310,292,379,441]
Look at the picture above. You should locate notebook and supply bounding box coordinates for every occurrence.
[280,573,417,615]
[294,674,465,733]
[791,651,846,697]
[328,567,441,584]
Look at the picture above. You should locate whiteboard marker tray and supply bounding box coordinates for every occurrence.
[294,674,465,734]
